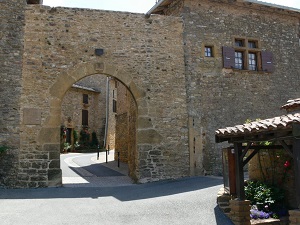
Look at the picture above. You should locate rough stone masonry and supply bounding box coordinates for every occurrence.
[0,0,299,187]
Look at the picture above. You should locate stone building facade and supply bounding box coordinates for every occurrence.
[61,80,104,149]
[151,0,300,175]
[0,0,299,187]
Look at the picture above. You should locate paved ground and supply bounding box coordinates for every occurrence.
[61,151,133,187]
[0,152,234,225]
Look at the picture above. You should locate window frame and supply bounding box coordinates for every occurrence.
[204,46,214,57]
[112,99,117,113]
[232,37,261,71]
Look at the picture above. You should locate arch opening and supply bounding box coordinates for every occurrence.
[41,62,142,187]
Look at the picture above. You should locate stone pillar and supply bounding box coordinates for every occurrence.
[229,200,251,225]
[289,209,300,225]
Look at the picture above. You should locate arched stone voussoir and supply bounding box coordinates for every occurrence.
[68,62,105,81]
[128,81,146,101]
[103,63,118,76]
[49,73,76,99]
[49,97,62,109]
[44,108,62,127]
[113,69,133,86]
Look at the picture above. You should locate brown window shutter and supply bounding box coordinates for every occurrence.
[222,47,235,69]
[261,51,274,72]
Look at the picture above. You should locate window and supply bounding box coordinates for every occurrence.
[205,46,213,57]
[113,100,117,113]
[248,41,257,48]
[222,37,274,72]
[235,39,244,47]
[27,0,41,4]
[248,53,257,71]
[233,38,259,71]
[82,110,88,126]
[235,51,244,70]
[83,94,88,104]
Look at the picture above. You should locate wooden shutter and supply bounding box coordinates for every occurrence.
[261,51,274,72]
[82,110,88,126]
[222,47,235,69]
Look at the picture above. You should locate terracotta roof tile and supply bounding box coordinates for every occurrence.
[216,113,300,137]
[281,98,300,110]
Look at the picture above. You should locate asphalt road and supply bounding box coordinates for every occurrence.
[0,153,234,225]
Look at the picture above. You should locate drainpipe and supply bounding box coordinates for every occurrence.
[145,0,168,18]
[103,76,110,149]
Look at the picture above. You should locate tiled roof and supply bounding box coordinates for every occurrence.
[216,113,300,137]
[72,84,100,93]
[281,98,300,110]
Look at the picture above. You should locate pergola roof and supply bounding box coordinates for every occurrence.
[215,98,300,206]
[216,113,300,142]
[281,98,300,110]
[216,98,300,143]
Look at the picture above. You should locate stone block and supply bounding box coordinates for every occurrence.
[128,81,146,100]
[49,74,75,99]
[48,168,62,187]
[43,144,60,152]
[38,128,60,143]
[289,209,300,225]
[138,117,153,129]
[49,159,60,169]
[137,129,163,144]
[23,108,41,125]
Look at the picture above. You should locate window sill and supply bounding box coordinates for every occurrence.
[223,68,272,75]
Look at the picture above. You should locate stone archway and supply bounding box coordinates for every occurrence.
[38,62,146,186]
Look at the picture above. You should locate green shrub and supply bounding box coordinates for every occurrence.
[73,130,78,143]
[245,180,285,211]
[91,131,99,147]
[80,128,90,146]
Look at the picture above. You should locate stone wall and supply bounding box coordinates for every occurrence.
[114,80,137,179]
[2,0,299,188]
[0,0,26,187]
[17,5,188,187]
[166,0,300,175]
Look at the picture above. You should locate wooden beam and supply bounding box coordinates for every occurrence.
[234,142,245,200]
[293,138,300,209]
[244,145,292,150]
[279,140,293,157]
[240,142,252,162]
[243,149,259,167]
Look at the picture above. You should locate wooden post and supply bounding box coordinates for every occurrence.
[234,142,245,200]
[293,138,300,209]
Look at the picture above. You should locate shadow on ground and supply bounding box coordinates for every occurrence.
[214,206,234,225]
[69,163,125,177]
[0,176,222,201]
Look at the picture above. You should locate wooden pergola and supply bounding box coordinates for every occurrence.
[215,98,300,209]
